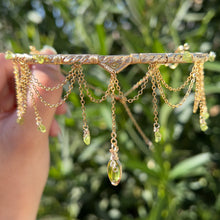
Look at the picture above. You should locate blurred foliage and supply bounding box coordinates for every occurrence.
[1,0,220,219]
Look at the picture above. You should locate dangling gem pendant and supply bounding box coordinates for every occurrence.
[107,73,122,186]
[83,127,91,145]
[107,149,122,186]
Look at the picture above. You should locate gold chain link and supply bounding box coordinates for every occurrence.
[155,66,193,92]
[77,66,111,103]
[151,67,159,128]
[197,62,206,113]
[154,64,196,109]
[31,65,77,108]
[31,74,69,91]
[77,64,89,130]
[110,72,119,161]
[13,61,23,121]
[19,62,32,118]
[126,67,151,103]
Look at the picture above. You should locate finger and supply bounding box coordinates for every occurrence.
[0,54,16,113]
[49,119,61,137]
[0,53,14,89]
[0,91,16,113]
[55,102,68,115]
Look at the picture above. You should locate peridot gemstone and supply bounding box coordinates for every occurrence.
[183,51,192,62]
[203,112,209,120]
[200,123,208,132]
[33,55,45,64]
[107,159,122,186]
[83,129,91,145]
[155,131,161,143]
[5,51,14,59]
[209,51,216,62]
[38,123,46,133]
[16,117,24,125]
[38,56,45,64]
[183,43,190,50]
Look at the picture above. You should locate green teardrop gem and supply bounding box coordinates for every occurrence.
[203,112,209,120]
[200,123,208,132]
[83,129,91,145]
[107,159,122,186]
[5,51,14,59]
[183,51,192,62]
[209,51,216,62]
[38,124,46,133]
[16,117,24,125]
[183,43,190,50]
[155,131,161,143]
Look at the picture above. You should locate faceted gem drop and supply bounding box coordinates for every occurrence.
[200,123,208,132]
[5,51,14,59]
[16,117,24,125]
[183,43,190,50]
[203,112,209,120]
[155,131,162,143]
[209,51,216,62]
[38,124,46,133]
[83,128,91,145]
[107,159,122,186]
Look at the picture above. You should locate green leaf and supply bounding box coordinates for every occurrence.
[126,158,159,179]
[169,152,211,180]
[204,61,220,72]
[95,24,107,55]
[205,85,220,94]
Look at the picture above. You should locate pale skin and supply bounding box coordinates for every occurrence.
[0,48,66,220]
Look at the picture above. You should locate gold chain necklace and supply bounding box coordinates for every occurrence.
[5,44,216,186]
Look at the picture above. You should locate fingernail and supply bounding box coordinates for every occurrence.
[41,45,57,54]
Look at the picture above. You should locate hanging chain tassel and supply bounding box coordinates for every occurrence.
[16,62,32,124]
[30,90,47,133]
[198,62,209,131]
[107,73,122,186]
[192,61,209,131]
[77,64,91,145]
[150,64,162,143]
[193,62,201,114]
[12,61,24,124]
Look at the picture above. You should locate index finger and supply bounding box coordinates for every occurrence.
[0,53,14,92]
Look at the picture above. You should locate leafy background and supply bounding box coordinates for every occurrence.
[0,0,220,219]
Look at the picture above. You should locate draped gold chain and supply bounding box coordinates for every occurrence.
[5,45,216,186]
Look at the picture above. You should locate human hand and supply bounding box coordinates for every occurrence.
[0,47,66,220]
